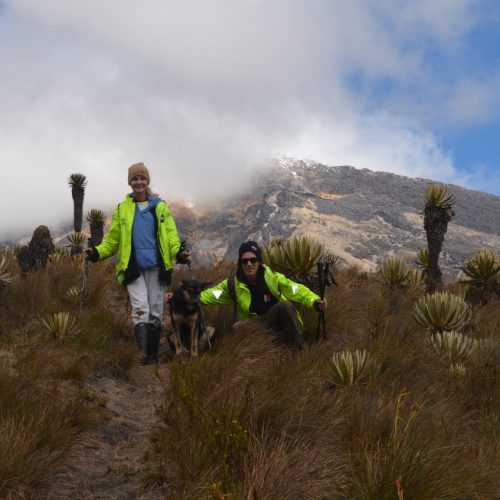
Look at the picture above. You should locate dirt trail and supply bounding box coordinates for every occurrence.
[43,364,168,500]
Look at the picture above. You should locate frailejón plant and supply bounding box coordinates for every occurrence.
[413,292,472,333]
[423,183,456,293]
[379,257,411,286]
[67,232,88,257]
[461,250,500,285]
[68,173,87,233]
[407,268,426,288]
[263,235,326,282]
[86,209,107,247]
[431,330,479,364]
[415,248,429,269]
[0,253,14,294]
[326,349,379,387]
[42,312,80,340]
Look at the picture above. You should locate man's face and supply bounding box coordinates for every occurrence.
[240,251,260,281]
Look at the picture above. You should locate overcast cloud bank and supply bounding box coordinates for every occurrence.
[1,0,499,239]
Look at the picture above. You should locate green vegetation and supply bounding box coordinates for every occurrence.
[461,249,500,305]
[67,231,88,256]
[1,231,499,497]
[424,183,456,293]
[68,173,87,233]
[262,235,330,286]
[379,257,410,286]
[143,267,499,498]
[326,349,380,387]
[16,225,55,272]
[86,208,107,247]
[0,251,135,497]
[413,291,472,333]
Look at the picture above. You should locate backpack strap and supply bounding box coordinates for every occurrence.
[227,274,237,323]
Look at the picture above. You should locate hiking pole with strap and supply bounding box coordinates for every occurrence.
[315,261,337,341]
[79,237,92,315]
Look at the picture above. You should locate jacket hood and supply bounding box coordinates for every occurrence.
[126,193,162,211]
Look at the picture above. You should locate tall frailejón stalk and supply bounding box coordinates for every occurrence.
[423,184,455,293]
[68,173,87,233]
[86,209,106,247]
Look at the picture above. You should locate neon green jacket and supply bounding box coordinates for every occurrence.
[200,264,320,323]
[95,194,181,284]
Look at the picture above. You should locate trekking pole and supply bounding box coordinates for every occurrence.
[79,238,92,315]
[315,261,337,341]
[316,262,327,340]
[187,261,212,350]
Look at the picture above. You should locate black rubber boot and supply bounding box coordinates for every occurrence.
[146,324,161,364]
[134,322,149,363]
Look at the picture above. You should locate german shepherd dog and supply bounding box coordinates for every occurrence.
[168,279,214,357]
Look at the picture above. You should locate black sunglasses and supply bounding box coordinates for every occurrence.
[241,257,259,265]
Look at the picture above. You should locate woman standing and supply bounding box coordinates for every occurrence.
[84,162,190,364]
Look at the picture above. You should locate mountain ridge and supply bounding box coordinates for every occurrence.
[172,157,500,276]
[4,158,500,278]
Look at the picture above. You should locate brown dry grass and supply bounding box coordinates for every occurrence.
[145,267,500,499]
[0,255,137,497]
[1,256,499,498]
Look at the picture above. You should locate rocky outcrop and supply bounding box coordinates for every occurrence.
[173,157,500,278]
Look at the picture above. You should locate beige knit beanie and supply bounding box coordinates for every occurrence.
[128,162,150,184]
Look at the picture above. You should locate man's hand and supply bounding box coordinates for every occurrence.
[164,292,174,303]
[315,298,328,311]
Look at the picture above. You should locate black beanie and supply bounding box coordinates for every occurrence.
[238,240,262,260]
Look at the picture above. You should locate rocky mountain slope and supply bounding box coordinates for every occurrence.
[172,157,500,277]
[5,158,499,278]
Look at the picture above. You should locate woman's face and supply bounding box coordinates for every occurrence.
[130,175,149,199]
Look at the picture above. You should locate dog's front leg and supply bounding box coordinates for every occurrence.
[190,317,199,357]
[171,320,189,356]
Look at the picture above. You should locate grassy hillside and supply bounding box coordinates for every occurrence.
[0,251,499,498]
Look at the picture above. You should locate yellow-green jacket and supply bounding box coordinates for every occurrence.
[94,194,181,284]
[200,264,320,323]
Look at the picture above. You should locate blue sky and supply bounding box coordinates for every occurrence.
[1,0,499,237]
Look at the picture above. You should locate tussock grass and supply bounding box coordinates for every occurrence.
[145,266,500,498]
[0,256,136,496]
[1,254,499,497]
[0,356,98,497]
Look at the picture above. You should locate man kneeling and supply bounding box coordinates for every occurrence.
[200,241,327,349]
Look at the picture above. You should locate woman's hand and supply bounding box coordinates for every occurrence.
[179,250,191,263]
[82,248,92,260]
[164,292,174,303]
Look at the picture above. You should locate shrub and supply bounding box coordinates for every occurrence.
[326,349,379,387]
[461,249,500,305]
[262,235,327,285]
[431,331,480,364]
[67,232,88,257]
[379,257,410,286]
[407,268,426,289]
[413,292,472,333]
[0,253,15,296]
[42,312,80,340]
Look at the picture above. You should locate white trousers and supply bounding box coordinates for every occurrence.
[126,268,167,327]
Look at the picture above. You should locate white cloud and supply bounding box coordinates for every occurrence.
[447,77,500,125]
[276,110,461,182]
[0,0,496,238]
